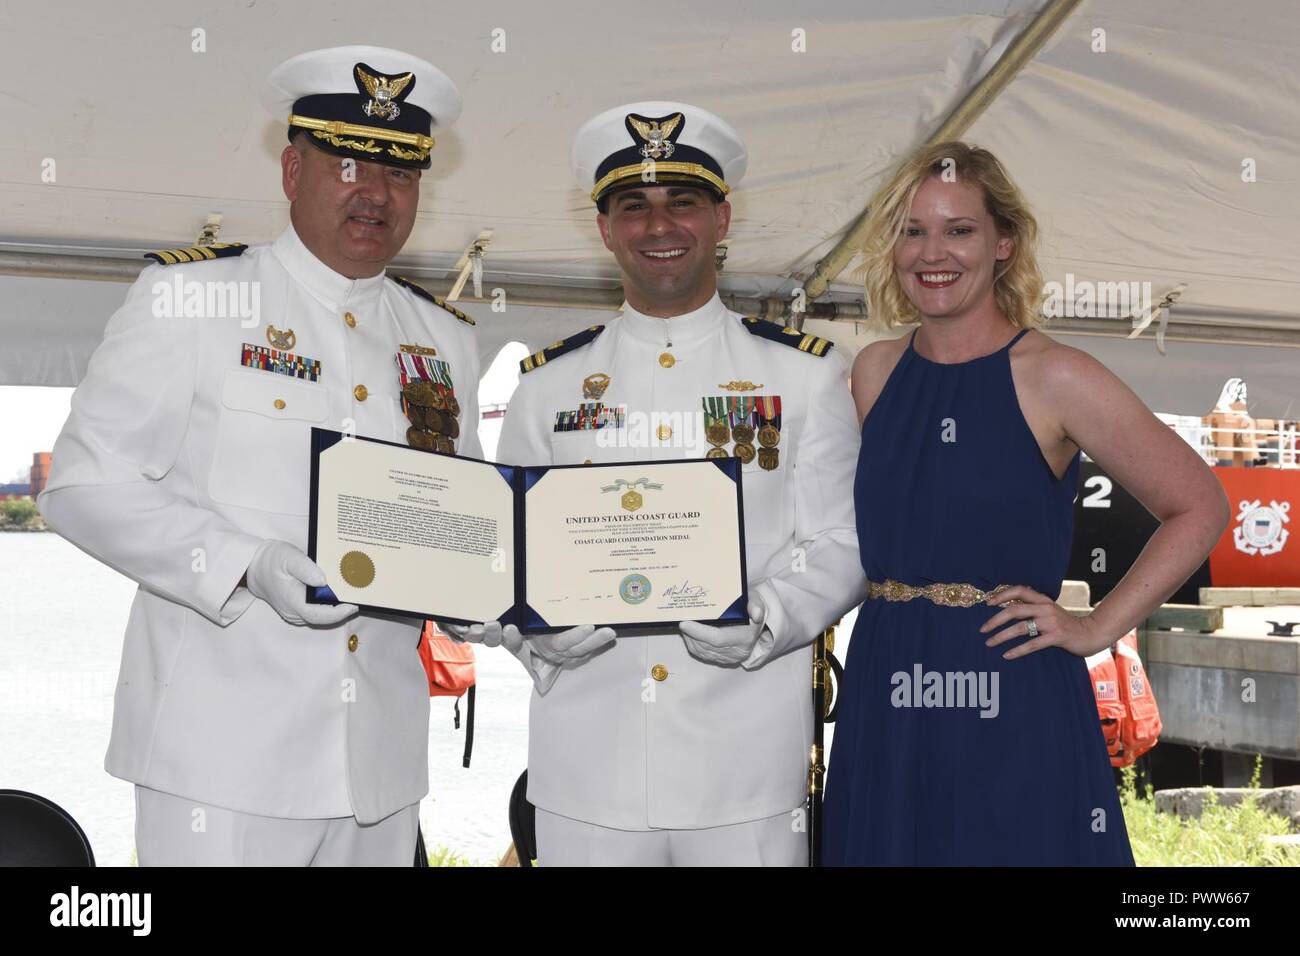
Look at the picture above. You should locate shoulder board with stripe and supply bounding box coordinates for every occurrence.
[143,242,247,265]
[741,316,834,357]
[520,326,606,374]
[390,275,475,326]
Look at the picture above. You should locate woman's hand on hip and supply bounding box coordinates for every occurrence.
[979,585,1111,659]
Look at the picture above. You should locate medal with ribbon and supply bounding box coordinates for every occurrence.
[703,396,731,454]
[728,396,756,463]
[756,395,782,470]
[396,347,459,453]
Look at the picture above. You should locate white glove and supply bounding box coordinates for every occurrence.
[244,540,359,627]
[439,621,612,668]
[440,620,507,647]
[520,624,616,668]
[679,599,773,668]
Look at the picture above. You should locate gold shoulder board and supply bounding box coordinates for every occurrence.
[520,325,606,374]
[391,275,475,326]
[741,316,834,357]
[143,242,247,265]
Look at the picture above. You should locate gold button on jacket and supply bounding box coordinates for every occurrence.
[650,664,668,682]
[347,634,360,653]
[353,384,368,402]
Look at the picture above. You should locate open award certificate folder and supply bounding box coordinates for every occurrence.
[306,428,749,632]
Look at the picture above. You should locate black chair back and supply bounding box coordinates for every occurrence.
[507,770,536,867]
[0,790,95,866]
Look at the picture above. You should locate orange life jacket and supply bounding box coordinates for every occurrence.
[1086,644,1125,760]
[1087,628,1162,767]
[418,621,476,767]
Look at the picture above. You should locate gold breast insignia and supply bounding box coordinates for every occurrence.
[266,324,296,350]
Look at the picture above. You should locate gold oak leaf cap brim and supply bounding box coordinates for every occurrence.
[262,45,462,170]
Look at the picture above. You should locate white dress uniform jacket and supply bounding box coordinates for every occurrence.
[498,294,865,830]
[38,225,480,824]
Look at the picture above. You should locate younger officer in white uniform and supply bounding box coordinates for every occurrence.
[485,102,865,865]
[38,46,480,866]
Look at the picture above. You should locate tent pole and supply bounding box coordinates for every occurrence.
[799,0,1084,304]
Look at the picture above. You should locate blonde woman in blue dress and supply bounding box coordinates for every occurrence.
[823,142,1229,865]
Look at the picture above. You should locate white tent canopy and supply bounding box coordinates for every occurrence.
[2,0,1298,412]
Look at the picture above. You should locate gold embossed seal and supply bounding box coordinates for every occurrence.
[340,550,376,588]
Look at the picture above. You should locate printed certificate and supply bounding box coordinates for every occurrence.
[307,429,747,631]
[519,461,746,629]
[308,429,515,624]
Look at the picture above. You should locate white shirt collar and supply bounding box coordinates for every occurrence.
[271,224,388,311]
[619,292,729,347]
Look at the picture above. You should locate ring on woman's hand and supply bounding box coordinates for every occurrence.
[1026,619,1039,638]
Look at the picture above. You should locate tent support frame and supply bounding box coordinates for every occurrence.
[798,0,1085,306]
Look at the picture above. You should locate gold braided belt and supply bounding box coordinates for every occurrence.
[867,579,1019,608]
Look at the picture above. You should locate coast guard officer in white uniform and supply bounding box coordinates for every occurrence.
[460,102,865,865]
[38,46,480,866]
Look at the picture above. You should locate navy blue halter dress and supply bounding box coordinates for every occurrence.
[822,327,1134,866]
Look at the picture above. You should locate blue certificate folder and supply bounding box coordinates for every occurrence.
[306,428,749,633]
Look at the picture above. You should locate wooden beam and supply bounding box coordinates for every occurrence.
[1145,604,1224,633]
[1199,587,1300,607]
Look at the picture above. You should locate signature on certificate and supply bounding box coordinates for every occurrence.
[663,580,709,599]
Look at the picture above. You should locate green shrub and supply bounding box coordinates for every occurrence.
[1119,758,1300,866]
[1,497,38,526]
[427,844,475,867]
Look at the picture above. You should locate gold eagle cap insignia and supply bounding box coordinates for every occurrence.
[355,65,413,121]
[627,113,683,160]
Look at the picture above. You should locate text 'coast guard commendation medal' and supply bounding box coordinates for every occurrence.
[756,395,782,470]
[340,550,376,588]
[396,344,459,453]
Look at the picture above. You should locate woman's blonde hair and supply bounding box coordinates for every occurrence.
[860,141,1044,329]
